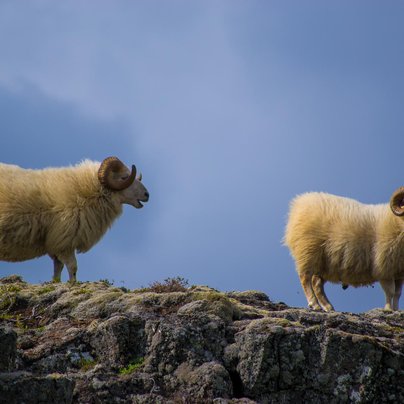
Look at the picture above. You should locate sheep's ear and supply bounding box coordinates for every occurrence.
[390,187,404,216]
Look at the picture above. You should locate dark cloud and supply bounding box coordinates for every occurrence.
[0,83,137,167]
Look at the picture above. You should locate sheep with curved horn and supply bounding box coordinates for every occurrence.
[284,189,404,311]
[0,156,149,283]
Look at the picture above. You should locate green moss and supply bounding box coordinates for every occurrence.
[119,357,145,375]
[1,284,22,293]
[191,291,227,302]
[0,313,16,321]
[380,324,404,334]
[79,358,97,371]
[188,291,241,322]
[37,285,56,295]
[0,313,27,329]
[72,287,92,296]
[269,317,303,328]
[0,284,22,311]
[275,318,293,327]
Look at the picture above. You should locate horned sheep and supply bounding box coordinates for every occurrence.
[284,190,404,311]
[0,156,149,283]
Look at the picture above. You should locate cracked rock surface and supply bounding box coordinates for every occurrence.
[0,275,403,403]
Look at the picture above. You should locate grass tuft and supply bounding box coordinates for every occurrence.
[119,357,145,375]
[145,277,189,293]
[99,279,114,287]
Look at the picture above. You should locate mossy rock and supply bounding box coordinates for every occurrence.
[226,290,270,302]
[179,294,241,323]
[0,275,26,284]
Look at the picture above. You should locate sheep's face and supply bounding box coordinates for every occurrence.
[98,156,149,208]
[119,178,149,209]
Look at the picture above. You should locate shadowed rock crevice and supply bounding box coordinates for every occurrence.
[228,369,244,398]
[0,275,403,403]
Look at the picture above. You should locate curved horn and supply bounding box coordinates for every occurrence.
[98,157,136,191]
[390,187,404,216]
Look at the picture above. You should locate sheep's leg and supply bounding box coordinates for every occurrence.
[393,279,403,311]
[58,253,78,283]
[311,274,334,312]
[379,279,395,311]
[50,255,64,283]
[298,270,321,310]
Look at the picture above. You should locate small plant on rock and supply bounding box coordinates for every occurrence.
[119,357,145,375]
[79,358,96,371]
[99,279,114,287]
[146,277,189,293]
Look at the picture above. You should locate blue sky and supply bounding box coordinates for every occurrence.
[1,1,404,313]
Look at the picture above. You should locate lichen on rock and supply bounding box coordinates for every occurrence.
[0,275,403,403]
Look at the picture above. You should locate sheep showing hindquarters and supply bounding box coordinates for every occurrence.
[0,157,149,283]
[284,190,404,311]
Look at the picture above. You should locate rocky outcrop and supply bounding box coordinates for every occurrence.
[0,275,403,403]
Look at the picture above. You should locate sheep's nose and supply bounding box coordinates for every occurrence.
[144,191,150,201]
